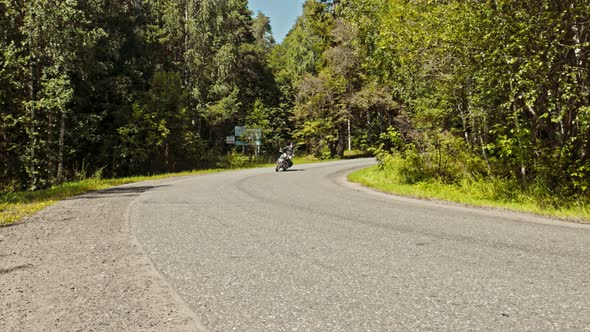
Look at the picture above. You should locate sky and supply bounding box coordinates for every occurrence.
[248,0,306,43]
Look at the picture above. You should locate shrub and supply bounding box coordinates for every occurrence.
[374,127,488,184]
[222,151,252,168]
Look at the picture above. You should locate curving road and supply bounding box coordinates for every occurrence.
[130,158,590,331]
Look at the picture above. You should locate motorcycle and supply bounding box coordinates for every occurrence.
[275,150,293,172]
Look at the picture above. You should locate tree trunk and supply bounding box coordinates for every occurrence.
[347,117,351,151]
[336,123,346,158]
[164,141,169,172]
[28,2,39,190]
[478,128,492,175]
[57,111,65,183]
[183,3,189,87]
[0,116,6,184]
[47,110,54,183]
[458,102,469,145]
[29,62,37,190]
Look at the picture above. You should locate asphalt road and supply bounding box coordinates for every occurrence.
[130,158,590,331]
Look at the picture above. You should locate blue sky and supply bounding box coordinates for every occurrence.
[248,0,306,43]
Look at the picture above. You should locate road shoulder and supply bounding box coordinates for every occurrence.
[0,179,207,331]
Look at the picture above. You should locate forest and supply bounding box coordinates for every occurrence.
[1,0,589,207]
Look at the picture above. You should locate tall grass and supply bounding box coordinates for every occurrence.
[349,165,590,223]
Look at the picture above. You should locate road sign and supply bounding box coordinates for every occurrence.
[230,126,262,146]
[234,126,245,137]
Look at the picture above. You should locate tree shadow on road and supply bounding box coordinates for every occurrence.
[0,264,33,275]
[0,222,21,229]
[74,185,171,200]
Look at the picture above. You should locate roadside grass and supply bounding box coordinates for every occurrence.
[0,155,353,226]
[348,165,590,223]
[291,155,337,164]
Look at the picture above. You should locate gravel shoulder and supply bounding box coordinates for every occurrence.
[0,179,207,331]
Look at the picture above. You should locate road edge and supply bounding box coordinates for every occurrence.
[125,179,211,332]
[334,164,590,230]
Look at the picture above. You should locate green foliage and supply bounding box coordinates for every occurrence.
[203,88,241,126]
[220,150,269,169]
[344,0,590,204]
[369,126,405,166]
[404,132,487,184]
[0,0,281,190]
[269,0,334,99]
[349,166,590,222]
[293,118,336,159]
[246,99,290,153]
[221,151,252,168]
[373,127,487,184]
[2,0,590,212]
[252,12,275,51]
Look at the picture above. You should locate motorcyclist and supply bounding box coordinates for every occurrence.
[281,142,295,168]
